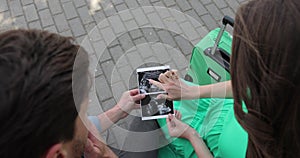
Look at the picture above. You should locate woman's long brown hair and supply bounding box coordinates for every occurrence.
[231,0,300,157]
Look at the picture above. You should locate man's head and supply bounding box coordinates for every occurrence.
[0,30,90,158]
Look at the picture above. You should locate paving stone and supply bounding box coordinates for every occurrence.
[206,3,223,20]
[100,26,116,45]
[129,29,143,40]
[8,0,23,17]
[0,0,9,12]
[169,48,189,70]
[169,7,187,23]
[152,1,164,6]
[69,18,86,37]
[14,15,28,29]
[111,81,127,101]
[118,65,134,89]
[157,30,177,48]
[59,30,72,37]
[137,0,151,6]
[133,37,147,46]
[109,45,124,62]
[48,0,63,15]
[101,60,116,83]
[28,20,42,29]
[136,43,154,59]
[142,6,155,14]
[118,33,135,51]
[54,13,69,32]
[147,11,165,28]
[119,10,133,22]
[103,6,117,17]
[44,25,58,33]
[162,0,176,7]
[124,0,139,8]
[180,21,199,41]
[226,0,240,12]
[124,19,138,30]
[221,7,235,19]
[189,0,207,16]
[131,8,148,26]
[108,15,126,34]
[87,24,102,41]
[151,43,171,64]
[175,0,192,12]
[73,0,86,8]
[150,0,160,3]
[93,40,111,60]
[101,97,116,112]
[185,9,203,26]
[111,68,122,83]
[78,6,94,25]
[112,0,124,5]
[95,75,113,102]
[200,0,212,5]
[142,28,160,43]
[201,14,218,30]
[163,17,183,35]
[115,3,128,12]
[23,4,39,22]
[34,0,47,10]
[0,11,14,31]
[95,62,104,77]
[92,11,106,23]
[156,7,171,19]
[21,0,33,5]
[126,50,144,68]
[174,35,194,55]
[39,9,54,27]
[213,0,227,9]
[62,1,78,20]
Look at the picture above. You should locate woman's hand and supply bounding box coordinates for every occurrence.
[166,111,195,139]
[149,70,199,100]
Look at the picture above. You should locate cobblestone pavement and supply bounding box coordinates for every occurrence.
[0,0,247,151]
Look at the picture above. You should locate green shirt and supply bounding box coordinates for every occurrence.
[158,98,248,158]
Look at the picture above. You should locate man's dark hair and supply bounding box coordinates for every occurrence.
[0,30,89,157]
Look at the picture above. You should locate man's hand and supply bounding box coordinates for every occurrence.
[115,89,145,119]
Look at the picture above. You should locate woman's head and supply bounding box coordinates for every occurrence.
[231,0,300,157]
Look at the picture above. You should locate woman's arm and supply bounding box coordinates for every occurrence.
[149,70,233,100]
[167,113,213,158]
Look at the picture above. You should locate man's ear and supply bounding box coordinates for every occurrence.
[45,143,67,158]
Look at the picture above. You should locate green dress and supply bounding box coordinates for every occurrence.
[157,98,248,158]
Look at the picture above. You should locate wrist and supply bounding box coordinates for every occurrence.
[113,104,128,119]
[185,127,200,140]
[187,86,201,99]
[182,126,196,139]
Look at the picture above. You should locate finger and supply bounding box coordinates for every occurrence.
[134,103,141,109]
[157,93,172,101]
[148,79,165,90]
[129,89,139,96]
[164,71,172,78]
[159,73,172,83]
[176,111,182,120]
[131,93,145,102]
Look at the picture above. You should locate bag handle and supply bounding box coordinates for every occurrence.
[211,16,234,55]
